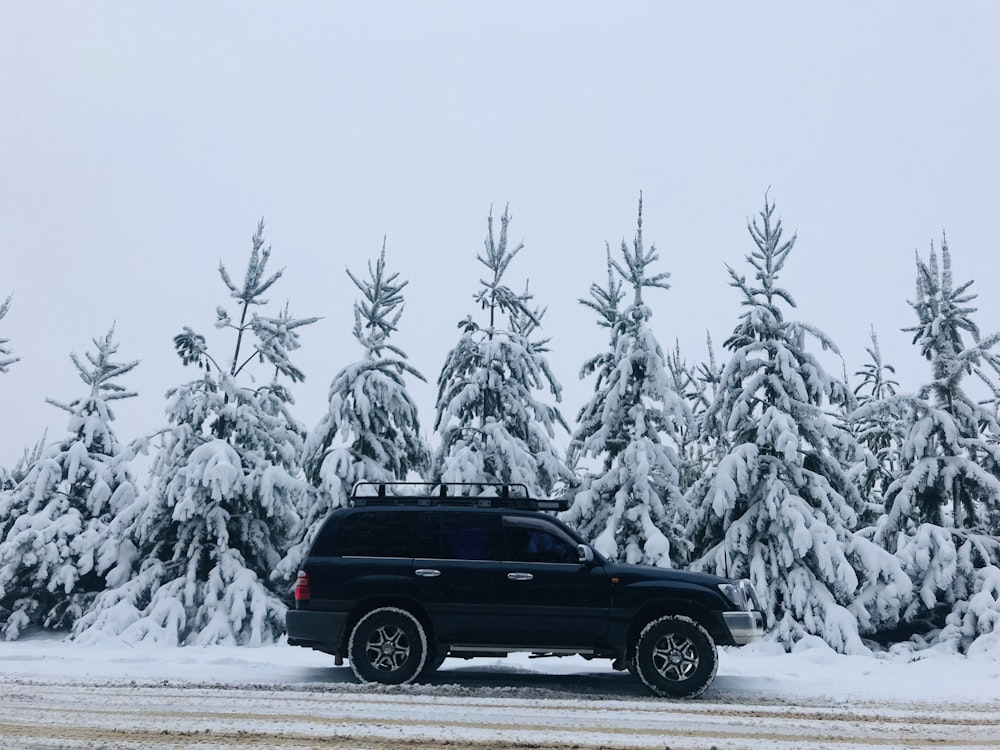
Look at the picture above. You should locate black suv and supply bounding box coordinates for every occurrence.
[286,483,764,698]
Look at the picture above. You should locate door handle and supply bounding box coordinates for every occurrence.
[415,569,441,578]
[507,572,534,581]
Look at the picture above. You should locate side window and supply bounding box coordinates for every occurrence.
[503,516,579,564]
[337,511,420,558]
[434,513,497,561]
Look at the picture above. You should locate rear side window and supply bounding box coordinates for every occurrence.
[425,512,498,561]
[323,511,422,558]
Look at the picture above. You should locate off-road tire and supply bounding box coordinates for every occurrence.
[348,607,428,685]
[633,614,718,699]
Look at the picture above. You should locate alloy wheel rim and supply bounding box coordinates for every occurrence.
[651,632,699,682]
[365,625,411,672]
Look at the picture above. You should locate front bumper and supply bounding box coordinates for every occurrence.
[722,611,765,645]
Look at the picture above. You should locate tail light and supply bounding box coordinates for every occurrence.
[294,570,310,608]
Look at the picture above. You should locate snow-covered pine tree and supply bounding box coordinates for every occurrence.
[280,242,428,581]
[690,334,730,485]
[563,248,625,529]
[850,328,905,527]
[0,294,16,374]
[0,435,47,503]
[73,221,317,646]
[685,196,910,653]
[432,206,571,497]
[665,340,703,496]
[0,294,20,494]
[562,198,692,568]
[0,327,139,639]
[567,247,626,475]
[888,238,1000,534]
[861,237,1000,652]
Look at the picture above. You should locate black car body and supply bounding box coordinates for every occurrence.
[286,483,765,698]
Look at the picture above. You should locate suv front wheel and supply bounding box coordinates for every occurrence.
[633,615,718,699]
[349,607,428,685]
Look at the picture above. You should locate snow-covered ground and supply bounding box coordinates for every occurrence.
[2,635,1000,749]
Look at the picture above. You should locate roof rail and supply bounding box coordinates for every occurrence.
[349,481,569,512]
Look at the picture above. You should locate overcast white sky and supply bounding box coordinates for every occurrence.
[3,2,999,468]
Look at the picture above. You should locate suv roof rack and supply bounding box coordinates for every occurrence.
[350,481,569,512]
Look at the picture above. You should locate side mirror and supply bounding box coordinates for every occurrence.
[578,543,595,564]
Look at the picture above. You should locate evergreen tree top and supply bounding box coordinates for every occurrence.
[580,247,626,333]
[906,236,981,364]
[347,239,420,371]
[610,193,670,309]
[38,328,139,462]
[218,220,284,309]
[47,327,139,415]
[725,197,796,341]
[0,294,18,373]
[472,205,538,330]
[174,220,318,385]
[853,327,899,403]
[722,196,841,361]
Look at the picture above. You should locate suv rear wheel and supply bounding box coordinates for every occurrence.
[633,615,718,698]
[349,607,428,685]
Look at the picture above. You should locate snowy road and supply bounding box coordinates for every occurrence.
[4,670,1000,749]
[2,639,1000,749]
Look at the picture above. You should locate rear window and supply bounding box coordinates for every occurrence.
[314,510,423,558]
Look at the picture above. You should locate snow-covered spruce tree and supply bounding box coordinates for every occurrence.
[0,294,16,375]
[73,221,317,646]
[432,206,571,497]
[566,247,626,474]
[563,248,624,531]
[279,242,428,581]
[690,335,730,487]
[885,238,1000,535]
[859,238,1000,652]
[0,294,17,491]
[0,328,139,639]
[685,197,910,653]
[665,340,703,496]
[665,333,730,506]
[850,328,906,528]
[563,199,692,568]
[1,437,45,500]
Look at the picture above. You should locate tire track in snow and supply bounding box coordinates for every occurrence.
[3,680,1000,749]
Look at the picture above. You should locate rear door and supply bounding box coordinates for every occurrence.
[412,511,506,645]
[306,509,420,613]
[499,514,612,648]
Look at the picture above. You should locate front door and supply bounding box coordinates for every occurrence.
[499,515,612,648]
